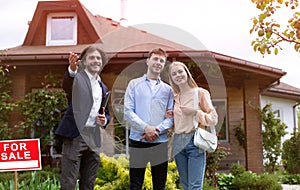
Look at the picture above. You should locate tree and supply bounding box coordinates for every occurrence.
[250,0,300,55]
[260,103,287,173]
[282,130,300,174]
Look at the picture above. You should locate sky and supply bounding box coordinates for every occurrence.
[0,0,299,88]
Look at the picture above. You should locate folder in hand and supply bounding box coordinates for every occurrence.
[101,91,111,111]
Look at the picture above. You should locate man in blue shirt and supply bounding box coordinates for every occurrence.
[124,48,174,190]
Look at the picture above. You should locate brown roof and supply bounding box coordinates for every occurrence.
[262,82,300,101]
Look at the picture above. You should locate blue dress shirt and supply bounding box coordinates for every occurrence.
[124,75,174,143]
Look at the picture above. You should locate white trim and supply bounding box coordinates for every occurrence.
[46,12,77,46]
[0,160,39,170]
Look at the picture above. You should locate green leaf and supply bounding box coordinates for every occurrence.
[259,13,267,21]
[266,31,272,38]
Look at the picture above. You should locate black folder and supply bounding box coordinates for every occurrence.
[101,91,111,109]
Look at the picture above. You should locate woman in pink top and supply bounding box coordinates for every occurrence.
[168,61,218,190]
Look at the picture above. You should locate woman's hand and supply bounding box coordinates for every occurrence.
[165,109,173,118]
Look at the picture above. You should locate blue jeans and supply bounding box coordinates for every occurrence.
[173,133,206,190]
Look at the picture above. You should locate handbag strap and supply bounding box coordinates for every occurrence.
[193,88,199,129]
[193,88,216,135]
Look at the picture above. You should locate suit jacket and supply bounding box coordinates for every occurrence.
[55,70,110,141]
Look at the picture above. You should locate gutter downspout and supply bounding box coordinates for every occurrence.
[293,102,300,135]
[266,80,280,90]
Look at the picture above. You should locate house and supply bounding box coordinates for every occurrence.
[0,0,289,173]
[261,82,300,141]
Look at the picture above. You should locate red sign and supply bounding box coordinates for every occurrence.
[0,139,42,172]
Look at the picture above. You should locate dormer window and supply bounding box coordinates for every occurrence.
[46,12,77,46]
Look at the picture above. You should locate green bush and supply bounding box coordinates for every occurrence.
[230,163,246,177]
[233,171,282,190]
[217,173,237,190]
[217,164,245,190]
[279,173,300,185]
[282,132,300,174]
[257,173,282,190]
[217,164,283,190]
[15,73,67,153]
[203,179,218,190]
[233,171,258,189]
[95,153,182,190]
[95,153,129,189]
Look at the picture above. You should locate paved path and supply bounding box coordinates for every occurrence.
[282,184,300,190]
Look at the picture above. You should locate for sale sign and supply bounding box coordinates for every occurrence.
[0,139,42,172]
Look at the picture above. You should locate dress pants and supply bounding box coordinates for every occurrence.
[60,127,100,190]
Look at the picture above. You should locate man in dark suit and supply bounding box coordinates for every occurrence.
[55,45,110,190]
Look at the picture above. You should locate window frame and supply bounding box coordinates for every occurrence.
[46,12,77,46]
[212,99,228,142]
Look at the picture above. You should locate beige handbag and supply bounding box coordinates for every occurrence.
[193,88,218,152]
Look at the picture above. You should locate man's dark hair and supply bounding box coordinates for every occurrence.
[148,48,168,59]
[80,45,107,66]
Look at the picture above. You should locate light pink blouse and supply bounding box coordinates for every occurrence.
[173,87,218,134]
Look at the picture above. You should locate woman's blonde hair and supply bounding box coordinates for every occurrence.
[168,61,198,94]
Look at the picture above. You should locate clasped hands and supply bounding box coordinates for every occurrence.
[140,109,173,142]
[140,107,197,142]
[140,126,160,142]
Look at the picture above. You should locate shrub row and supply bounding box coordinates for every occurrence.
[217,164,300,190]
[1,156,299,189]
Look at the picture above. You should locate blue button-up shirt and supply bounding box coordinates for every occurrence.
[124,75,174,143]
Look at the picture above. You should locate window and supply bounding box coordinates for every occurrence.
[46,13,77,46]
[273,108,281,120]
[213,99,228,141]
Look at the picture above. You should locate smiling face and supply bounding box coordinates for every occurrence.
[146,53,166,78]
[170,64,188,86]
[82,50,103,77]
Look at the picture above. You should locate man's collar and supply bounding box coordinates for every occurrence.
[84,70,101,82]
[144,74,161,84]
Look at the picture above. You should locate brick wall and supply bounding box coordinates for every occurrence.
[218,87,246,171]
[244,79,263,173]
